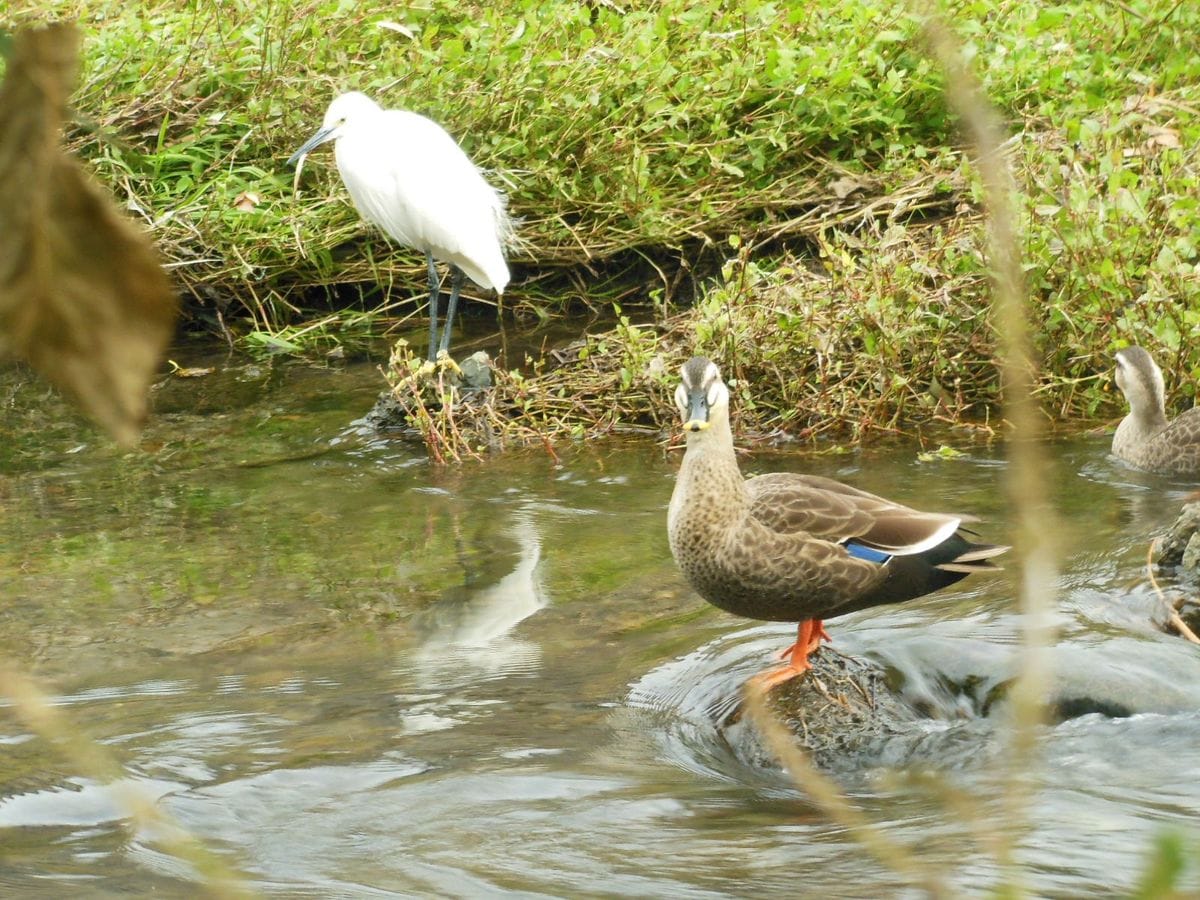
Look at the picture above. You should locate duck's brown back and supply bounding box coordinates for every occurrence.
[1114,408,1200,475]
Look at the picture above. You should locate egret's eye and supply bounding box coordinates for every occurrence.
[706,385,721,407]
[674,384,688,412]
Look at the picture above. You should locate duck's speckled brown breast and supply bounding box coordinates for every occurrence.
[668,442,881,622]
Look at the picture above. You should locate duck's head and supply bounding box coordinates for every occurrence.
[1114,346,1166,418]
[288,91,381,165]
[675,356,729,434]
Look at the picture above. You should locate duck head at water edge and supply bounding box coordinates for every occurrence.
[1112,346,1200,476]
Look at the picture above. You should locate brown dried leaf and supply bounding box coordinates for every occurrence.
[1146,125,1181,149]
[0,24,178,447]
[232,190,261,212]
[829,175,869,200]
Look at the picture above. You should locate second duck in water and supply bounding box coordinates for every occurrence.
[1112,345,1200,476]
[667,356,1008,689]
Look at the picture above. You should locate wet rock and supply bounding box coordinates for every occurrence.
[360,351,494,433]
[734,648,917,770]
[1143,500,1200,638]
[1155,501,1200,572]
[728,629,1200,773]
[458,351,493,391]
[360,390,409,432]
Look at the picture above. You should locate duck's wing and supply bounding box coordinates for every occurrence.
[1157,408,1200,447]
[1135,408,1200,474]
[746,472,963,556]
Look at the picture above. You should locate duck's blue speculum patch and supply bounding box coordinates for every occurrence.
[843,541,891,564]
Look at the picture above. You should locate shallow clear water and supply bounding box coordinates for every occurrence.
[3,347,1200,896]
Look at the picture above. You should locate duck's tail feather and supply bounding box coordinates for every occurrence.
[934,542,1009,573]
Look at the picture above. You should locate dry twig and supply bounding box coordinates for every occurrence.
[1144,541,1200,644]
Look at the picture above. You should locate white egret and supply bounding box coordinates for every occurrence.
[288,91,512,361]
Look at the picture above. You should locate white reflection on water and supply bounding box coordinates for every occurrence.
[416,513,546,651]
[398,510,548,733]
[0,777,181,828]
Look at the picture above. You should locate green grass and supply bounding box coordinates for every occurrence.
[6,0,1200,424]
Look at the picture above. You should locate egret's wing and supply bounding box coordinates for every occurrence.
[336,111,510,291]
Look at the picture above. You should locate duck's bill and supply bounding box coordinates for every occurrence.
[683,391,709,431]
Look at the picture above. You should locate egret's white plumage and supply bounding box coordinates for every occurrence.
[289,91,511,359]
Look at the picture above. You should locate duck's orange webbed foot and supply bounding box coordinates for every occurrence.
[755,619,831,690]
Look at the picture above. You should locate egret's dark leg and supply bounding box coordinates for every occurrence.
[438,266,466,357]
[426,252,440,362]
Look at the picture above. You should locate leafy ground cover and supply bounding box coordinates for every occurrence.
[7,0,1200,437]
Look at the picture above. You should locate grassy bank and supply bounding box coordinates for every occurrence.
[7,0,1200,435]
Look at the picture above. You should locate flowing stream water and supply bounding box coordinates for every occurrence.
[3,345,1200,896]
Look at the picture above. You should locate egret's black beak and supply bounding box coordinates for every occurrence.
[287,126,335,166]
[683,390,710,433]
